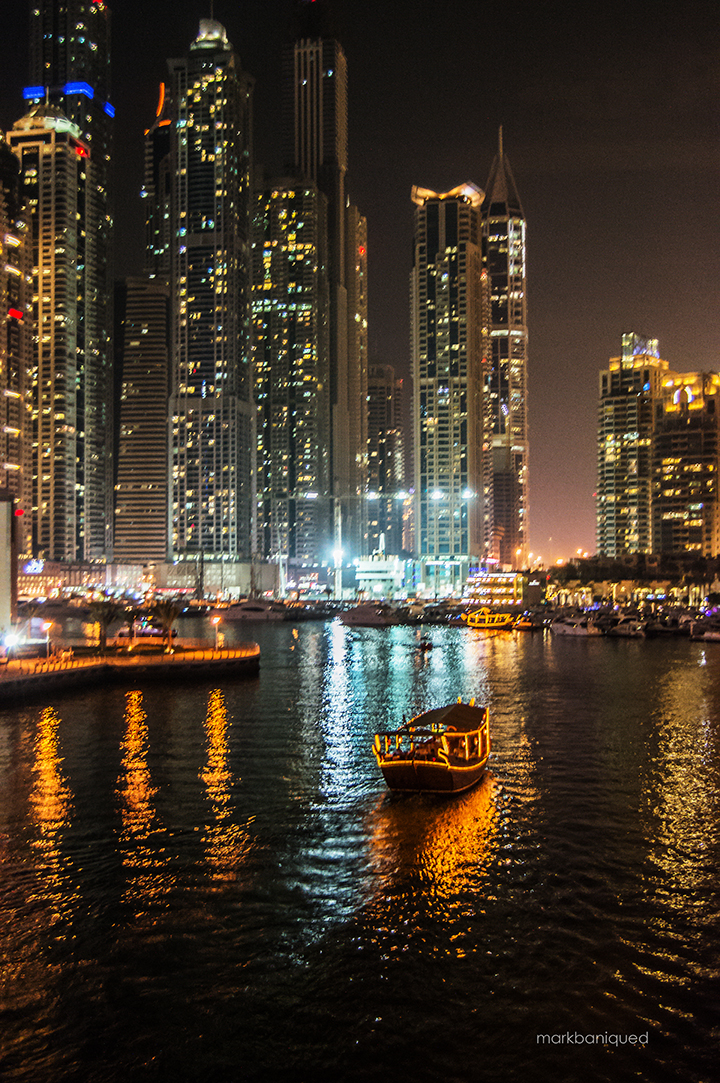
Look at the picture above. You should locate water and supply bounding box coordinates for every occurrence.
[1,621,718,1082]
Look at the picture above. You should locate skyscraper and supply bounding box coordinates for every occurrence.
[113,276,171,564]
[25,0,114,560]
[165,19,254,561]
[482,132,528,567]
[8,105,96,561]
[410,183,489,583]
[283,0,367,561]
[367,364,405,555]
[652,372,720,557]
[597,333,669,557]
[0,134,32,556]
[251,178,330,565]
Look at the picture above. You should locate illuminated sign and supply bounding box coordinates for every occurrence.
[22,559,45,575]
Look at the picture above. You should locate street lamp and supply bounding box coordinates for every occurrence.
[211,615,221,652]
[42,621,52,658]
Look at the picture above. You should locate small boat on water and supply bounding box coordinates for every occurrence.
[550,615,604,637]
[607,616,647,637]
[462,608,514,631]
[220,600,288,621]
[373,699,490,794]
[341,602,401,627]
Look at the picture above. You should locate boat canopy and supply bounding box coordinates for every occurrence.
[377,702,487,737]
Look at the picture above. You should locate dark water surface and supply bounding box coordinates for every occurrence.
[1,622,718,1082]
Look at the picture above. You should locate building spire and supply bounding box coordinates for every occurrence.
[498,124,503,159]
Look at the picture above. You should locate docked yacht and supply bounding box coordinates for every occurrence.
[341,602,401,627]
[550,615,604,636]
[220,599,288,621]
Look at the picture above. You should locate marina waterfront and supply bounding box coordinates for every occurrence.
[0,620,718,1082]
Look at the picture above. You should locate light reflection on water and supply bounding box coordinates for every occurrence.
[0,623,718,1082]
[200,688,255,881]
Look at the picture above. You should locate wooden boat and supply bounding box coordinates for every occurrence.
[462,607,514,631]
[373,699,490,794]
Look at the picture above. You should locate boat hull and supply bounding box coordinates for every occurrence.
[379,755,488,794]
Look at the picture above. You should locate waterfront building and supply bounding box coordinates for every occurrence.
[0,135,32,556]
[597,333,670,558]
[652,372,720,557]
[165,19,255,562]
[24,0,114,560]
[8,105,103,562]
[113,277,171,564]
[410,183,490,588]
[282,0,368,561]
[367,364,405,555]
[251,179,331,566]
[482,131,529,567]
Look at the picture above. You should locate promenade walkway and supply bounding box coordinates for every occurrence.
[0,643,260,704]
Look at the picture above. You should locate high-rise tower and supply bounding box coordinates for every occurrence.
[652,372,720,558]
[25,0,114,560]
[282,0,367,562]
[410,183,489,584]
[251,178,331,566]
[597,333,669,558]
[113,276,171,564]
[0,134,32,556]
[482,132,528,567]
[367,364,405,555]
[166,19,254,561]
[8,106,98,562]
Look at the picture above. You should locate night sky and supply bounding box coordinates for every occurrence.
[2,0,718,564]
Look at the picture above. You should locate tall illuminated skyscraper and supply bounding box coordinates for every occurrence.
[251,179,330,565]
[367,364,405,555]
[113,276,170,564]
[283,0,368,560]
[0,135,32,556]
[597,333,669,557]
[24,0,114,560]
[482,132,528,567]
[8,106,97,561]
[410,183,490,584]
[165,19,254,561]
[652,371,720,557]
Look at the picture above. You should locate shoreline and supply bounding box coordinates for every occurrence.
[0,643,260,705]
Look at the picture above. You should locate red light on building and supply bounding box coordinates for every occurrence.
[8,308,23,320]
[358,245,366,257]
[14,509,24,516]
[75,145,88,158]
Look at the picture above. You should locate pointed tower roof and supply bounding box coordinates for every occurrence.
[483,127,524,219]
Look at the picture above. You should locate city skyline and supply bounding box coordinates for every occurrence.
[1,0,717,565]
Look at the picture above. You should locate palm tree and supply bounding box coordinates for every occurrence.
[148,597,184,652]
[121,602,146,643]
[87,598,125,653]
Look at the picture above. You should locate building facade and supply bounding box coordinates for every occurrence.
[8,106,105,562]
[410,183,489,577]
[0,135,32,556]
[482,132,528,567]
[24,0,114,560]
[597,333,670,558]
[251,178,331,566]
[652,372,720,558]
[367,363,405,555]
[113,276,171,564]
[165,19,254,562]
[282,0,367,560]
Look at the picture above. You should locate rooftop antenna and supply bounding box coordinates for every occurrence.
[498,125,504,159]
